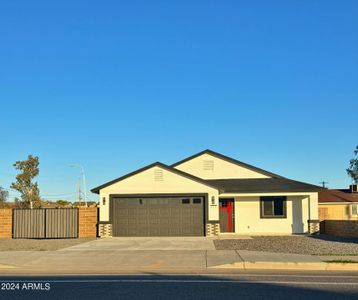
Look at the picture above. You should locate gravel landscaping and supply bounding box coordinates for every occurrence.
[0,238,95,251]
[214,235,358,255]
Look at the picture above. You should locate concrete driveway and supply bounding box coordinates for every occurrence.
[60,237,216,251]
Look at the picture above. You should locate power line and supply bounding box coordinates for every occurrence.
[41,192,77,197]
[0,187,78,197]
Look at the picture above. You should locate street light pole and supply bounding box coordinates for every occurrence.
[70,164,87,207]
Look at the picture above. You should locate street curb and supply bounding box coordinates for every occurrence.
[209,262,327,271]
[209,262,358,271]
[0,264,18,269]
[243,262,327,271]
[208,262,245,269]
[325,263,358,271]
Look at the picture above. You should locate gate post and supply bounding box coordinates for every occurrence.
[0,209,13,239]
[78,207,98,238]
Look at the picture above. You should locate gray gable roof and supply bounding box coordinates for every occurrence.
[171,149,284,179]
[205,178,322,193]
[91,150,322,194]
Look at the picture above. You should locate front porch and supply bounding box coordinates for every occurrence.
[210,193,319,236]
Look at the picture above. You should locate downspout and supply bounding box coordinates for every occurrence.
[308,195,311,223]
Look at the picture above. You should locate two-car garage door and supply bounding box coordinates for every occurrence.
[111,196,204,236]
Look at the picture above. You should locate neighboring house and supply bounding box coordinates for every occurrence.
[91,150,322,237]
[318,188,358,221]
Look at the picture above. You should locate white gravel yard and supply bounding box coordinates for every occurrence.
[214,235,358,255]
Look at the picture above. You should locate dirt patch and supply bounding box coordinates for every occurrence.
[0,238,95,251]
[214,235,358,255]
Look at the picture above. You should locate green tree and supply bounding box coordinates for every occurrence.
[347,145,358,184]
[56,200,71,206]
[10,155,42,208]
[0,187,8,208]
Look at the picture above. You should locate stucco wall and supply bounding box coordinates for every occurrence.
[174,153,270,179]
[99,166,219,222]
[234,196,309,234]
[319,204,358,221]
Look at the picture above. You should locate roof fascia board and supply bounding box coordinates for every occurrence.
[220,192,318,197]
[319,202,357,204]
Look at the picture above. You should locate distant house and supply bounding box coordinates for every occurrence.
[318,187,358,221]
[92,150,322,237]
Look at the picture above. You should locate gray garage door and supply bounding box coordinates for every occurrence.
[111,196,204,236]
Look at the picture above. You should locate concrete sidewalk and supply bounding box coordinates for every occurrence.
[60,237,216,251]
[0,249,355,274]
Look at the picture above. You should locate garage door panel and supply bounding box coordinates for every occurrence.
[112,196,204,237]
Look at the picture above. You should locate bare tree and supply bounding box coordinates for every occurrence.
[0,187,8,208]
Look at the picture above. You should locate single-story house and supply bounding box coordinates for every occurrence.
[91,150,322,237]
[318,188,358,221]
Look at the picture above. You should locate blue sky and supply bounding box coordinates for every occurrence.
[0,1,357,202]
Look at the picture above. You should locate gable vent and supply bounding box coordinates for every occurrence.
[154,169,164,181]
[203,160,214,171]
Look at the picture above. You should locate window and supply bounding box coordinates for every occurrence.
[352,204,358,216]
[193,198,202,204]
[260,196,287,218]
[182,198,190,204]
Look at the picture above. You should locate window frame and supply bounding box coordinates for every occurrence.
[192,198,202,204]
[352,204,358,216]
[260,196,287,219]
[181,198,190,204]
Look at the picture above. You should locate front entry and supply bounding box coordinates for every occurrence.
[219,199,235,233]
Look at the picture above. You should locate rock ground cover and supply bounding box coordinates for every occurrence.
[214,235,358,255]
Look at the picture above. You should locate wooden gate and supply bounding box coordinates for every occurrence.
[12,208,79,238]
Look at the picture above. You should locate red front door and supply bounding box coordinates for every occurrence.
[219,199,234,232]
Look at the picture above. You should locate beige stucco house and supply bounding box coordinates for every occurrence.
[92,150,321,237]
[318,189,358,221]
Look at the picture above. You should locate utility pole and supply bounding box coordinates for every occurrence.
[319,181,329,188]
[77,178,82,206]
[70,164,87,207]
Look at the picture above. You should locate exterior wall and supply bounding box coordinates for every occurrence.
[78,207,98,238]
[174,153,270,179]
[99,223,112,237]
[0,209,12,239]
[233,195,310,235]
[99,166,219,222]
[206,222,220,236]
[319,203,358,221]
[322,220,358,238]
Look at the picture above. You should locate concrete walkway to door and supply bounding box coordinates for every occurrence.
[59,237,216,251]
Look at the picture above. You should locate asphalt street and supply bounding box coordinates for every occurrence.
[0,271,357,300]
